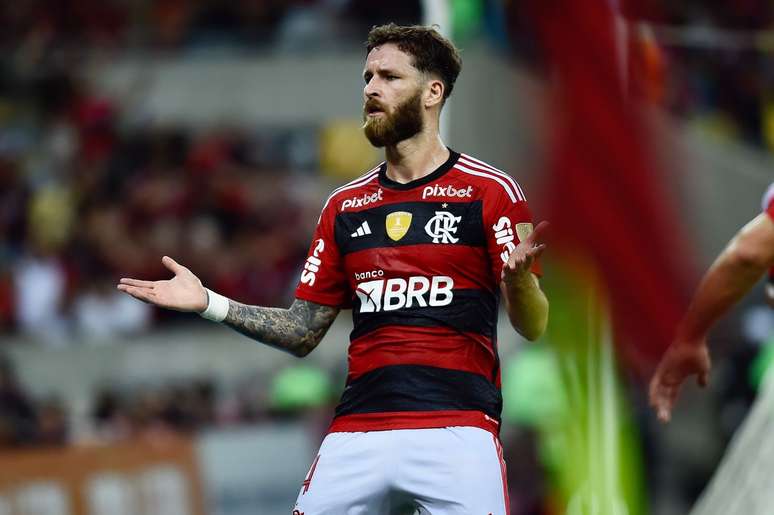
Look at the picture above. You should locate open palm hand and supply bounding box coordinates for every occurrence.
[117,256,208,313]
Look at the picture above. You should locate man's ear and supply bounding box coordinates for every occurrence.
[424,77,445,108]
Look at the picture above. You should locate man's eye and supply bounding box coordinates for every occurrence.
[386,75,398,80]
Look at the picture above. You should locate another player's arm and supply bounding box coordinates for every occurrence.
[501,221,549,341]
[675,213,774,344]
[650,213,774,421]
[117,256,339,357]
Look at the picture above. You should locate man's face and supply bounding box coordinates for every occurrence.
[362,43,425,147]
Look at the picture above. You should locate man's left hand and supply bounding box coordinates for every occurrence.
[502,220,548,286]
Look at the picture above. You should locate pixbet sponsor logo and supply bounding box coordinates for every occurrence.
[341,189,383,210]
[300,239,325,286]
[492,216,516,263]
[355,275,454,313]
[421,184,473,200]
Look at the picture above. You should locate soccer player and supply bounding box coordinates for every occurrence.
[650,182,774,423]
[118,24,548,514]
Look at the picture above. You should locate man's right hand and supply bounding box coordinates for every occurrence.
[117,256,208,313]
[649,338,711,423]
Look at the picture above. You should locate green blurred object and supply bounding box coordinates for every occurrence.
[749,337,774,390]
[502,345,567,427]
[506,260,647,515]
[451,0,484,42]
[269,365,333,412]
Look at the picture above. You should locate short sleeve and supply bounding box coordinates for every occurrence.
[764,183,774,220]
[483,185,542,286]
[763,184,774,281]
[294,201,349,307]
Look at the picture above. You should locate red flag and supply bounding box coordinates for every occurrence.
[529,0,696,371]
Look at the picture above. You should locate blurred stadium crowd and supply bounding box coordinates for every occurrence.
[0,1,422,52]
[0,71,326,341]
[0,345,343,449]
[0,1,442,343]
[660,1,774,149]
[2,53,290,338]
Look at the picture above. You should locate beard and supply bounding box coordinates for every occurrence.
[362,90,424,147]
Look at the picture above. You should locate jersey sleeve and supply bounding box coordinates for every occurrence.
[763,182,774,220]
[763,184,774,281]
[483,183,542,287]
[294,200,349,307]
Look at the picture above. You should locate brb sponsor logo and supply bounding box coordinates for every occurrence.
[492,216,516,263]
[300,239,325,286]
[342,189,383,211]
[355,275,454,313]
[421,184,473,200]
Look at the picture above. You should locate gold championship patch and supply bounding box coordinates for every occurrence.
[386,211,412,241]
[515,222,534,241]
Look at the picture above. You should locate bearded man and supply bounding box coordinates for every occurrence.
[118,24,549,515]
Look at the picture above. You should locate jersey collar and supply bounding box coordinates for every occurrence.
[378,149,460,191]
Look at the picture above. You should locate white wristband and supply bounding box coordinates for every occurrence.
[199,288,230,322]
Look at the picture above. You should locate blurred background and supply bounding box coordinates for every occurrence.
[0,1,772,514]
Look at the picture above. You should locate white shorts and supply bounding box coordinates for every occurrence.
[292,426,510,515]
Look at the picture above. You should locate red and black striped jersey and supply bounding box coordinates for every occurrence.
[295,150,539,436]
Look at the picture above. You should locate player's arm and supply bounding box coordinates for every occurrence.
[650,213,774,421]
[500,221,549,341]
[224,299,339,357]
[677,213,774,342]
[117,256,339,357]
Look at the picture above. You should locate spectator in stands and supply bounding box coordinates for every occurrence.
[0,354,38,447]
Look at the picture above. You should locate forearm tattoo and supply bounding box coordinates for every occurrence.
[223,299,339,357]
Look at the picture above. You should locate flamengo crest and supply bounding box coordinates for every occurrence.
[424,211,461,244]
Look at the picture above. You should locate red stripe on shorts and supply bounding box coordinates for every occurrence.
[302,454,320,494]
[493,435,511,515]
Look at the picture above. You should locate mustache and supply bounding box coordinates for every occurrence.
[364,99,387,113]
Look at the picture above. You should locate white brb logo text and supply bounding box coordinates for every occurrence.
[421,184,473,200]
[300,239,325,286]
[492,216,516,263]
[342,189,383,210]
[355,275,454,313]
[424,211,461,244]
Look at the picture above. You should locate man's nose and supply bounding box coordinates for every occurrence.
[364,80,381,99]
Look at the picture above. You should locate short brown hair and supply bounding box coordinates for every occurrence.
[366,23,462,100]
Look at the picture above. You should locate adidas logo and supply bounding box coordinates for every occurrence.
[351,221,372,238]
